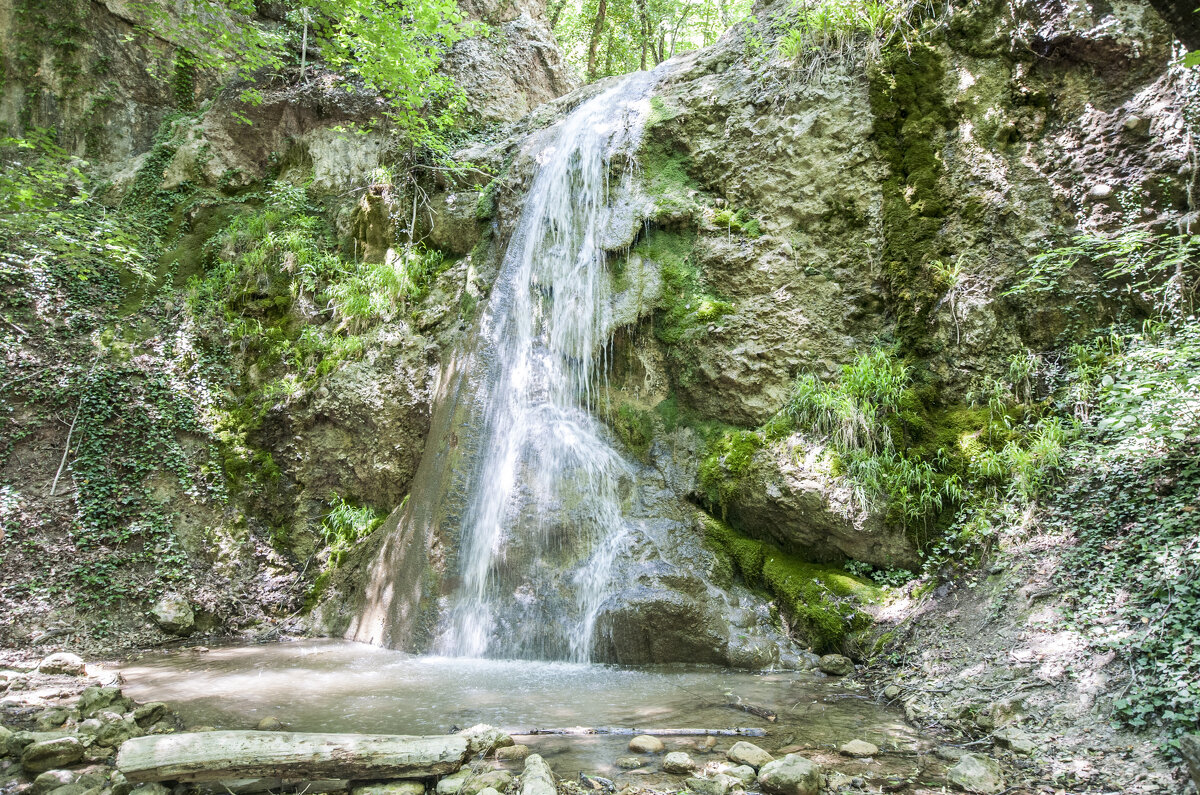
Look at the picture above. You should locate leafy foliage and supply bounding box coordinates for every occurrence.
[322,495,388,566]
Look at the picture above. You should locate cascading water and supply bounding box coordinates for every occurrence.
[433,72,660,662]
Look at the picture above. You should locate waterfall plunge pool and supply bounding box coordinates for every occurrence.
[118,639,940,786]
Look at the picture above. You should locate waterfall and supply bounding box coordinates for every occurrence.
[432,72,659,662]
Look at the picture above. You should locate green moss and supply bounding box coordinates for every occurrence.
[711,207,762,237]
[613,404,655,460]
[634,229,733,344]
[698,427,763,514]
[702,516,880,653]
[868,42,953,350]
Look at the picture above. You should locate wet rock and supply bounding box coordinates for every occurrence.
[22,737,85,773]
[151,596,195,635]
[131,703,167,727]
[256,717,284,731]
[458,724,515,756]
[520,755,556,795]
[352,783,426,795]
[38,654,86,676]
[817,655,854,676]
[94,715,142,748]
[991,727,1033,756]
[109,770,132,795]
[78,687,132,718]
[615,757,645,770]
[726,741,772,770]
[663,751,695,774]
[724,765,755,785]
[838,740,878,757]
[46,784,90,795]
[474,788,500,795]
[495,744,531,761]
[947,753,1004,794]
[882,685,901,700]
[461,770,512,795]
[756,754,821,795]
[33,770,78,794]
[628,735,664,754]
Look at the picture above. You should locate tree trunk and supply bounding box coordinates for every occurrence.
[116,732,470,784]
[585,0,608,81]
[637,0,649,70]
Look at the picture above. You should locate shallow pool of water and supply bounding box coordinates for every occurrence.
[119,639,926,779]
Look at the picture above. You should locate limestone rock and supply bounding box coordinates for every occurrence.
[128,785,170,795]
[132,703,167,727]
[818,654,854,676]
[22,737,85,773]
[151,596,195,635]
[38,653,86,676]
[947,753,1004,794]
[458,724,515,756]
[255,717,283,731]
[435,770,470,795]
[663,751,695,774]
[79,687,132,718]
[461,770,511,795]
[1182,734,1200,793]
[615,757,645,770]
[684,774,735,795]
[756,754,821,795]
[839,739,878,757]
[725,765,756,785]
[520,754,556,795]
[726,741,772,770]
[628,735,665,754]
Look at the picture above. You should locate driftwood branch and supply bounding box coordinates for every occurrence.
[507,727,766,737]
[116,731,470,783]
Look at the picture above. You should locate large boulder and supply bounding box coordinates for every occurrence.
[150,596,195,635]
[757,754,821,795]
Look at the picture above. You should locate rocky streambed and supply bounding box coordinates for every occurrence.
[0,642,1026,795]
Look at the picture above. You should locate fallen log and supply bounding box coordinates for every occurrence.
[116,731,470,783]
[725,700,778,723]
[507,727,766,737]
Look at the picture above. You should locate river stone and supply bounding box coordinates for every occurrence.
[474,788,500,795]
[615,757,645,770]
[882,685,902,699]
[256,717,284,731]
[95,715,142,748]
[109,770,131,795]
[46,785,90,795]
[151,595,195,635]
[521,754,556,795]
[22,737,85,773]
[725,765,756,785]
[629,735,664,753]
[35,708,71,731]
[992,727,1034,756]
[353,783,426,795]
[839,739,878,757]
[947,753,1004,794]
[461,770,512,795]
[757,754,821,795]
[817,654,854,676]
[0,724,13,755]
[685,774,735,795]
[663,751,695,774]
[33,770,77,794]
[458,724,515,756]
[129,785,171,795]
[435,771,470,795]
[38,653,86,676]
[726,741,772,770]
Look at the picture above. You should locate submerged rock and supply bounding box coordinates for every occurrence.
[614,757,645,770]
[757,754,821,795]
[256,717,284,731]
[947,753,1004,794]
